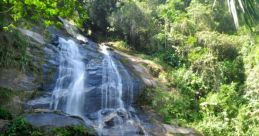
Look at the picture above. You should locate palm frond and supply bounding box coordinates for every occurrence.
[214,0,258,28]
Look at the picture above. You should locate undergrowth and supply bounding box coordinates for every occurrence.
[0,31,30,71]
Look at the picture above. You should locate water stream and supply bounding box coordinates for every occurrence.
[49,37,147,136]
[50,38,86,119]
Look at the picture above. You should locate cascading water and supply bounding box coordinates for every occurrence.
[96,45,148,136]
[49,37,147,136]
[50,37,86,119]
[100,45,124,109]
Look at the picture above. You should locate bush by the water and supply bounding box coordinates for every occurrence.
[52,125,96,136]
[1,117,43,136]
[1,117,96,136]
[0,107,12,120]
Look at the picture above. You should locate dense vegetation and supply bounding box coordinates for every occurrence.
[87,0,259,135]
[0,116,95,136]
[0,0,258,136]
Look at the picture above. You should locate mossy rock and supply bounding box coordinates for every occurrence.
[0,116,97,136]
[51,125,96,136]
[0,87,38,116]
[146,63,162,77]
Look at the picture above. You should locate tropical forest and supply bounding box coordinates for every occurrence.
[0,0,258,136]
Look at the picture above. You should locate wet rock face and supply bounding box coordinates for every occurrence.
[1,27,148,135]
[24,112,85,128]
[25,34,146,135]
[81,43,142,114]
[28,39,143,114]
[0,29,60,93]
[41,43,59,92]
[0,69,38,91]
[163,124,198,136]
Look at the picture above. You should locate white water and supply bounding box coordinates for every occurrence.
[100,45,124,110]
[50,38,147,135]
[96,45,148,136]
[50,37,86,118]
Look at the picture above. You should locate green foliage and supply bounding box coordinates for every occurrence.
[0,87,14,105]
[112,40,132,52]
[87,0,118,32]
[186,36,197,46]
[212,0,236,33]
[162,49,183,67]
[0,31,29,70]
[195,83,246,135]
[125,1,258,135]
[0,107,12,120]
[0,0,257,135]
[225,0,258,29]
[86,0,258,135]
[140,87,198,125]
[219,58,245,84]
[200,83,242,117]
[109,1,158,50]
[0,0,88,29]
[139,68,207,125]
[1,117,96,136]
[52,125,96,136]
[196,31,246,60]
[187,1,216,31]
[3,117,43,136]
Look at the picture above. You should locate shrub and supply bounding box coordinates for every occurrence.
[196,83,245,135]
[141,71,202,125]
[0,31,29,70]
[196,31,246,61]
[219,58,245,84]
[163,49,183,67]
[190,53,221,95]
[141,87,193,124]
[3,117,43,136]
[51,125,96,136]
[1,117,96,136]
[0,107,12,120]
[0,87,14,105]
[187,2,215,31]
[112,41,132,52]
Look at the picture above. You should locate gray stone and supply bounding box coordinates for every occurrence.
[24,112,85,128]
[18,28,46,44]
[0,69,38,91]
[163,124,197,136]
[58,17,88,43]
[50,34,59,46]
[0,119,9,130]
[26,96,52,109]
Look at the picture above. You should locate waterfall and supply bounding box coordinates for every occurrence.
[50,37,86,118]
[97,45,148,136]
[100,45,124,110]
[49,37,147,135]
